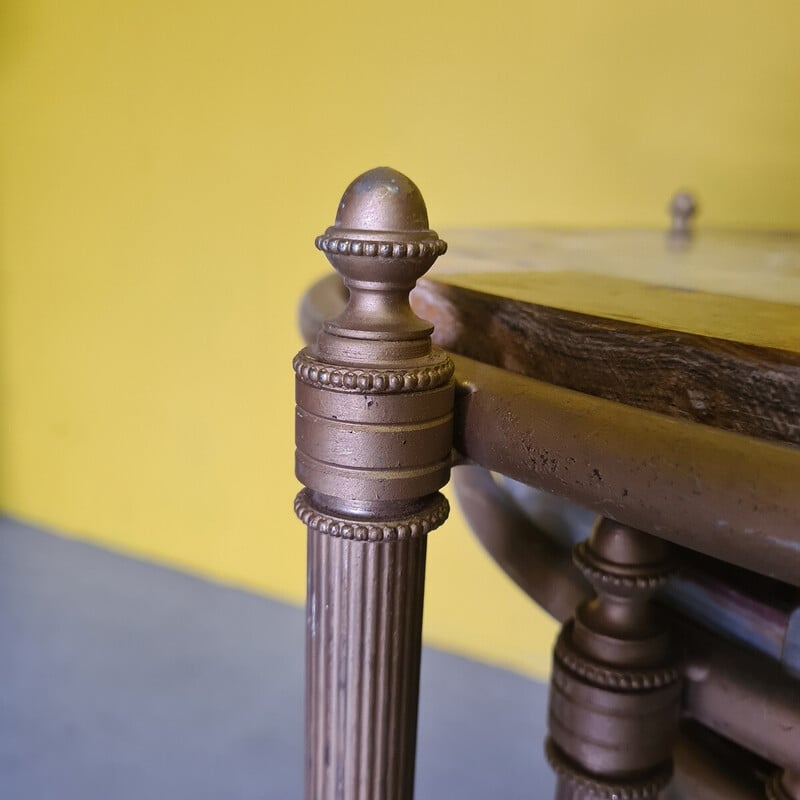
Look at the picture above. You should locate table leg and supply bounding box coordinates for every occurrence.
[294,167,454,800]
[301,498,443,799]
[546,518,681,799]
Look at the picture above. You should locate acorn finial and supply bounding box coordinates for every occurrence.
[314,168,447,364]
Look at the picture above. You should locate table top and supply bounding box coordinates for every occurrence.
[412,228,800,446]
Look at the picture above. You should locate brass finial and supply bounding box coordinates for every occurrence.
[669,190,698,235]
[313,167,447,363]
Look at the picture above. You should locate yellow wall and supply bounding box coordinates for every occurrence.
[2,1,799,678]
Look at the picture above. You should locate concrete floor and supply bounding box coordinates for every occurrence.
[0,516,553,799]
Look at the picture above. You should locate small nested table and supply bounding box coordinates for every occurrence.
[294,168,800,800]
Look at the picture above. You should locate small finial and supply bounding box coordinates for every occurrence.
[669,190,698,235]
[314,168,447,364]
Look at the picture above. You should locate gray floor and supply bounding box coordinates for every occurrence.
[0,516,553,799]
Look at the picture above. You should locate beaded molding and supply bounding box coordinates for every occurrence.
[573,541,676,591]
[545,739,671,800]
[295,489,449,542]
[293,351,454,394]
[554,626,680,691]
[315,234,447,260]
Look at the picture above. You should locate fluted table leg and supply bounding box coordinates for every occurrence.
[300,498,446,799]
[294,168,453,800]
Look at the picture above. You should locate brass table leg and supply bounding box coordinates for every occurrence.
[294,168,453,799]
[546,518,681,799]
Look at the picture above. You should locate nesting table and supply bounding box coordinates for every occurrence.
[294,168,800,799]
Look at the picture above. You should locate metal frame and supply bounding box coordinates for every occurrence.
[294,168,800,799]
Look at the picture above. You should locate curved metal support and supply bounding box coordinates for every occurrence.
[298,273,348,348]
[452,354,800,587]
[452,465,589,623]
[500,475,800,674]
[679,619,800,773]
[453,465,800,777]
[457,466,800,670]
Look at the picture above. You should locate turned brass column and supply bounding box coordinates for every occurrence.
[294,167,453,800]
[546,518,681,799]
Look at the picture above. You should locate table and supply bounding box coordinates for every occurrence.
[293,168,800,799]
